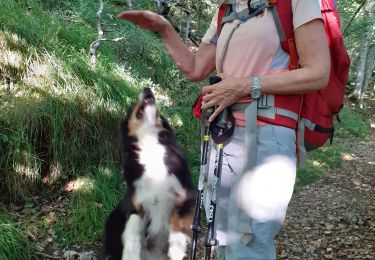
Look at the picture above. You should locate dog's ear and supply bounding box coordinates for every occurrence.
[160,115,172,131]
[120,103,136,152]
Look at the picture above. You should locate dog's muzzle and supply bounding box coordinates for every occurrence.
[141,88,158,125]
[142,88,156,106]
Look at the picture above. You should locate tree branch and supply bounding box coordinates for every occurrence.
[90,0,125,67]
[343,0,367,38]
[90,0,105,67]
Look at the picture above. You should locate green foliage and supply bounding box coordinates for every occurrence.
[0,208,37,259]
[335,106,371,139]
[297,105,371,186]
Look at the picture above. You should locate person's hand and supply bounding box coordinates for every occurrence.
[201,74,249,122]
[117,10,170,34]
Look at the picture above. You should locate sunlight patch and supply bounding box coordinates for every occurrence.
[99,166,114,177]
[0,50,23,69]
[114,64,137,84]
[341,152,355,161]
[15,164,39,179]
[72,177,95,192]
[312,160,322,167]
[170,114,184,127]
[237,155,296,222]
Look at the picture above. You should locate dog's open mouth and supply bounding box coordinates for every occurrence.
[140,88,158,125]
[142,87,155,105]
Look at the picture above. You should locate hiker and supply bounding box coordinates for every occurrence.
[118,0,330,259]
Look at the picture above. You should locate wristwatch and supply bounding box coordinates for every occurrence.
[250,76,262,99]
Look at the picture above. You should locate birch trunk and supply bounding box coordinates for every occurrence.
[184,11,191,44]
[90,0,105,67]
[362,44,375,96]
[127,0,133,10]
[353,0,375,100]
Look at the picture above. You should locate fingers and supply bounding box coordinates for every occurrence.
[208,106,225,122]
[216,73,226,80]
[201,99,216,111]
[117,11,139,20]
[201,85,214,95]
[117,10,151,20]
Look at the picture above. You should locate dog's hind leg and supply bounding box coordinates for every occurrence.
[122,214,143,260]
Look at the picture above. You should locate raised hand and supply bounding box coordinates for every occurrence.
[117,10,170,34]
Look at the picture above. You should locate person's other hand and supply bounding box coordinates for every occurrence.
[117,11,170,34]
[201,73,249,122]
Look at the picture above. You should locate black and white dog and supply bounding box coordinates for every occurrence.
[102,88,195,260]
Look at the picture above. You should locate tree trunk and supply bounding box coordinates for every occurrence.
[362,44,375,96]
[127,0,133,10]
[352,0,375,101]
[90,0,105,67]
[185,11,191,44]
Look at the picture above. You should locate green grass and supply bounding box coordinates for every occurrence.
[335,106,371,139]
[53,164,125,246]
[0,0,202,202]
[0,208,37,259]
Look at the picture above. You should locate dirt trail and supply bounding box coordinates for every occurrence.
[276,100,375,259]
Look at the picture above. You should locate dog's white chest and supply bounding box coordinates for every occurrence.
[137,133,168,181]
[134,132,182,236]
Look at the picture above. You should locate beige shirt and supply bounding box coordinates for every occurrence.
[202,0,323,77]
[202,0,322,126]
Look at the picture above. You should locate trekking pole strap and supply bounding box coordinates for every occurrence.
[243,101,258,171]
[209,107,235,144]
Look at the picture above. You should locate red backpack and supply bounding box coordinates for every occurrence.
[271,0,350,150]
[194,0,350,151]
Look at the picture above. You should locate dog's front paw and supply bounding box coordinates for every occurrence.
[122,214,143,260]
[168,230,189,260]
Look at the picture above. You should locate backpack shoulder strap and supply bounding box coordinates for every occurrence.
[270,0,299,70]
[217,3,228,34]
[321,0,337,13]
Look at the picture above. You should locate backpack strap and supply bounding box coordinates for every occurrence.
[216,2,269,36]
[269,0,299,70]
[321,0,336,13]
[217,4,228,34]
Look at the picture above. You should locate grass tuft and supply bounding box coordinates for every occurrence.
[53,164,125,246]
[0,208,36,259]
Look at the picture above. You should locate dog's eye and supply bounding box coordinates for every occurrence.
[136,110,143,119]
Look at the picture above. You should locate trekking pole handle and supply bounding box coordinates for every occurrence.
[209,75,222,85]
[216,108,228,130]
[205,75,222,119]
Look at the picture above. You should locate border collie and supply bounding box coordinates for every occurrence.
[102,88,195,260]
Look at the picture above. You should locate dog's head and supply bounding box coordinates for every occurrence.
[122,88,171,139]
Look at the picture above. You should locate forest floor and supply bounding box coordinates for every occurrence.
[276,98,375,259]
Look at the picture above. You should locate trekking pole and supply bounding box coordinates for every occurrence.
[204,106,227,260]
[190,76,221,260]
